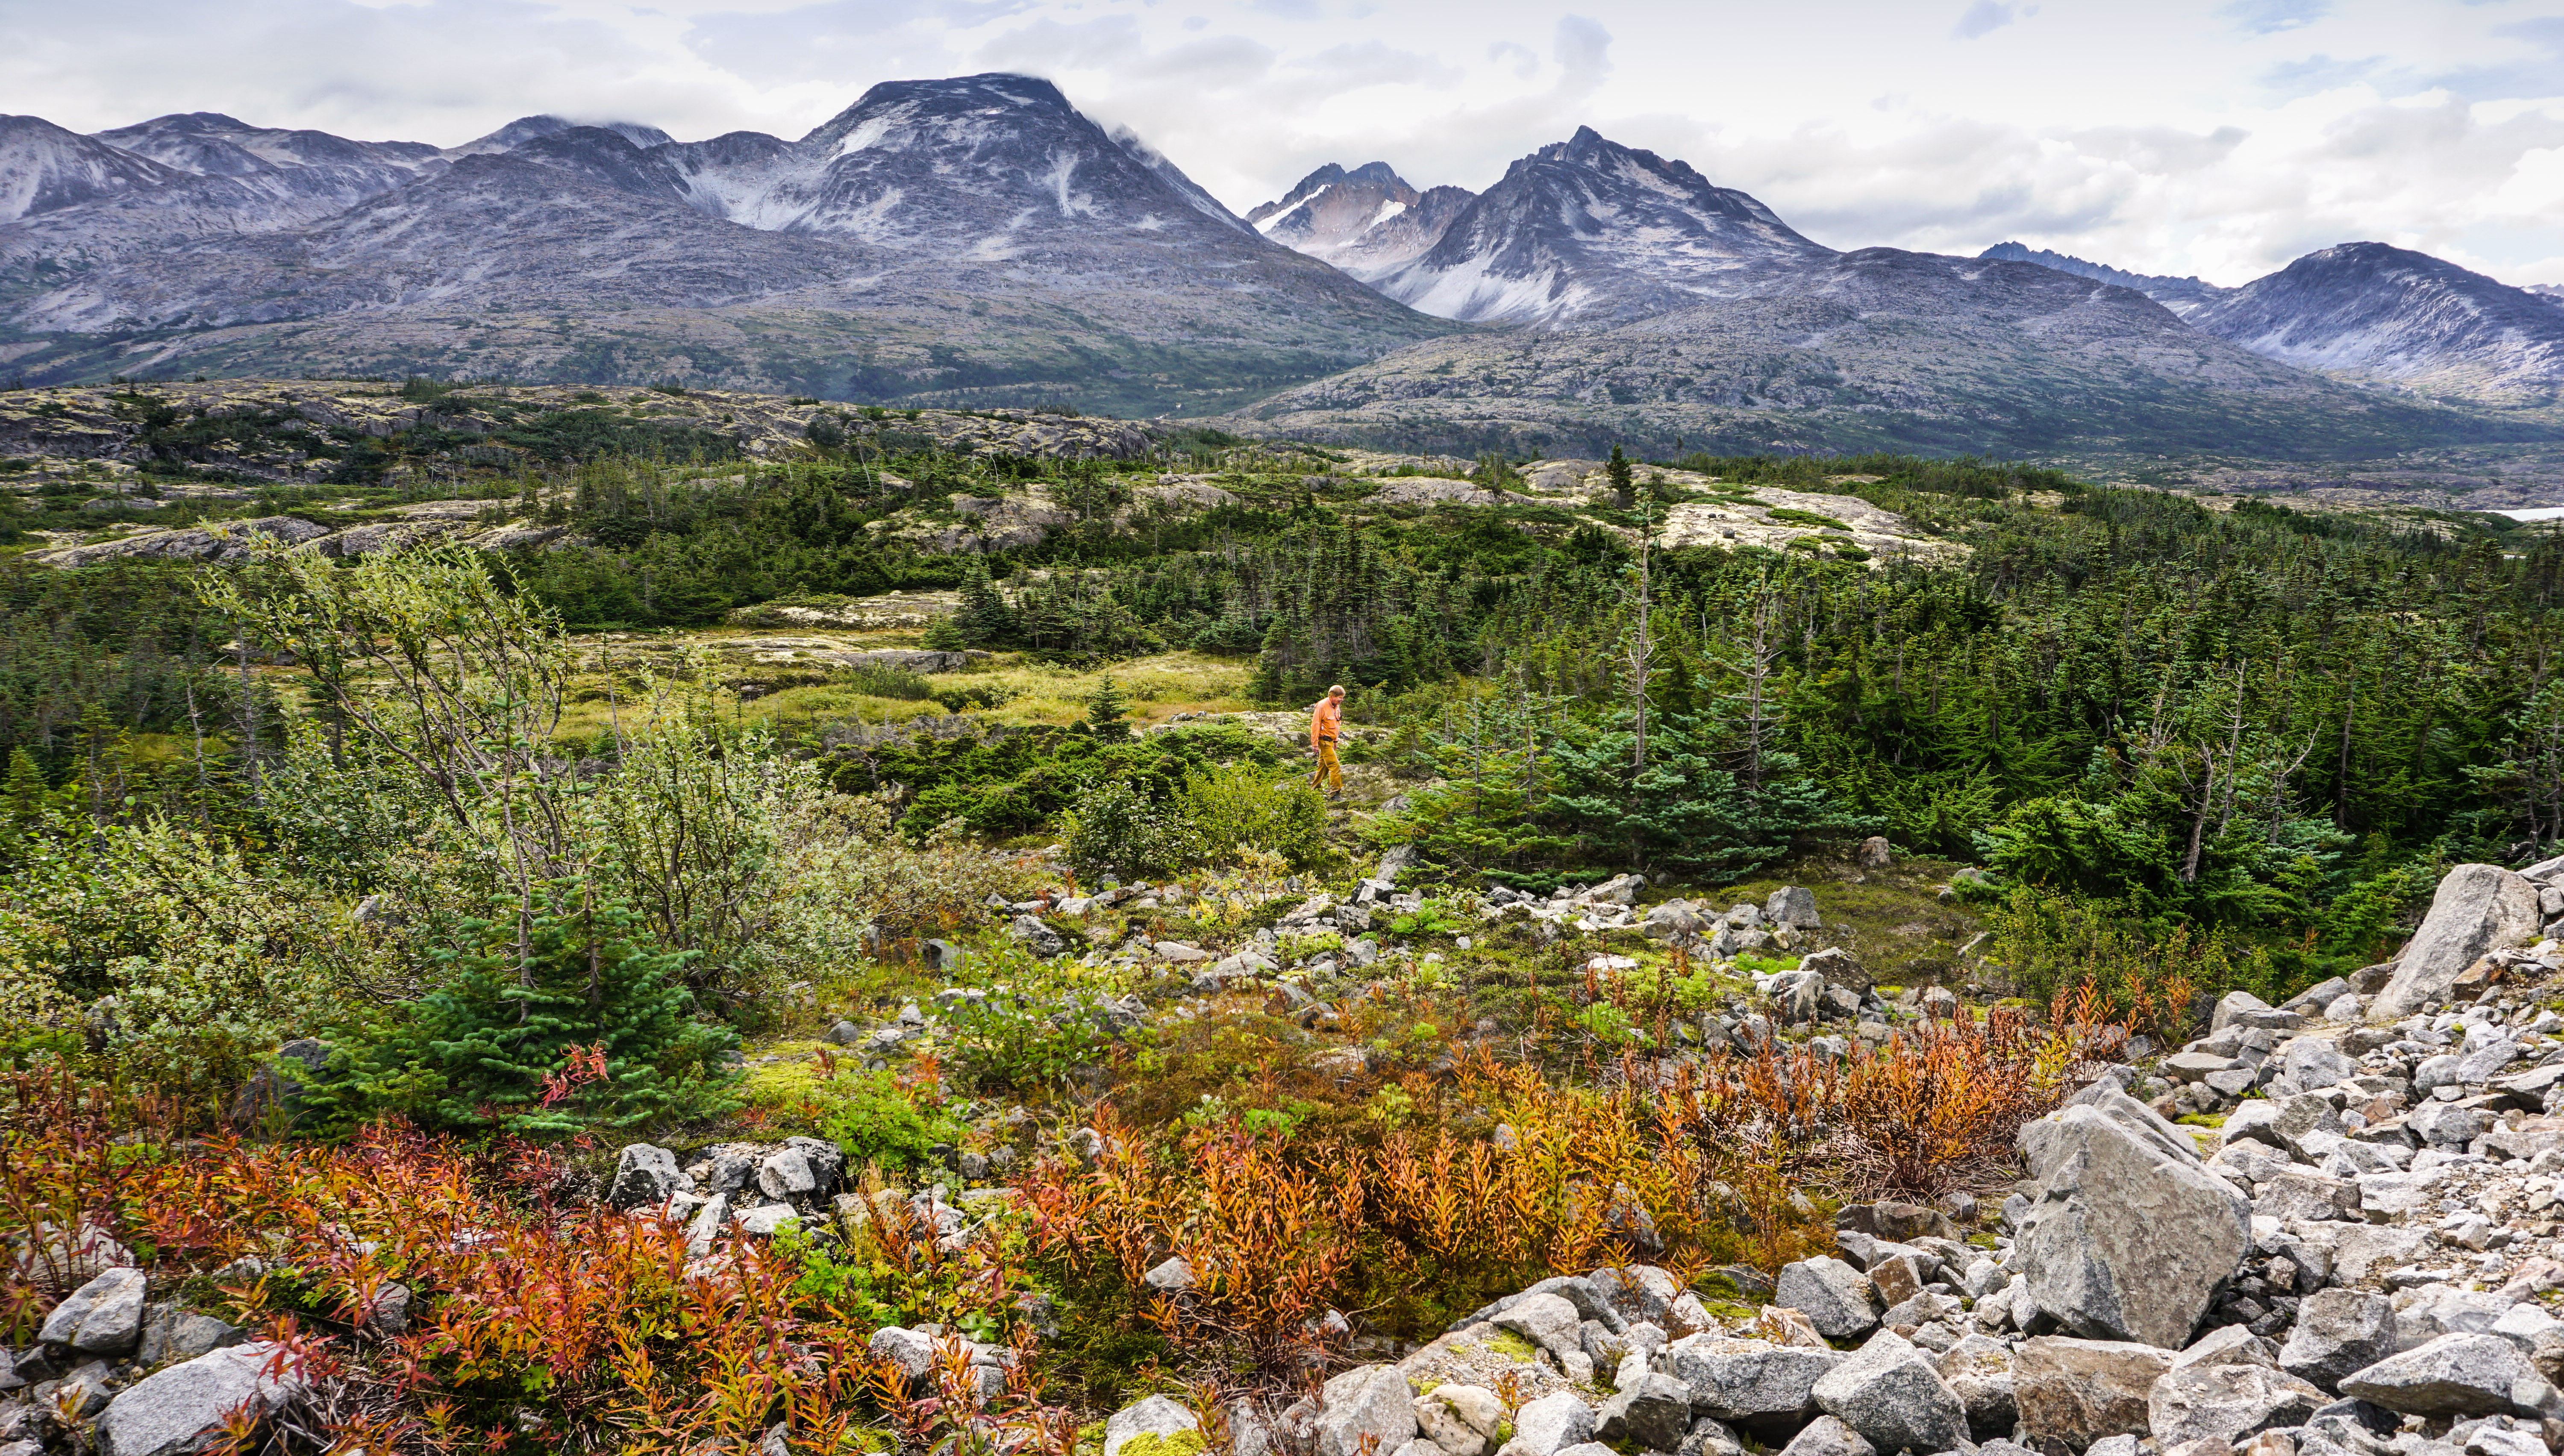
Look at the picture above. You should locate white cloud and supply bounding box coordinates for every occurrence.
[1952,2,2017,41]
[3,0,2562,285]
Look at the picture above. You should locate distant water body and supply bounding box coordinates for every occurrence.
[2496,507,2564,521]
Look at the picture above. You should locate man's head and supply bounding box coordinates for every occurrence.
[1327,684,1346,701]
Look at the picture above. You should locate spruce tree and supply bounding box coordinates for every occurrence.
[1084,673,1132,739]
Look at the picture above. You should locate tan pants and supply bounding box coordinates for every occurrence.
[1311,739,1343,793]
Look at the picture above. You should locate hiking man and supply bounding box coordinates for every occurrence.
[1309,684,1346,799]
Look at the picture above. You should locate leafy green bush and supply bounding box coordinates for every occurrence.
[839,663,935,700]
[943,992,1125,1092]
[1178,761,1327,868]
[1061,778,1188,882]
[313,888,741,1137]
[811,1067,965,1171]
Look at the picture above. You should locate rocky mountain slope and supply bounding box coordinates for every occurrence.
[1977,241,2231,316]
[0,77,1458,416]
[1364,128,1835,327]
[2185,244,2564,408]
[1244,161,1476,283]
[1223,249,2536,458]
[0,115,185,225]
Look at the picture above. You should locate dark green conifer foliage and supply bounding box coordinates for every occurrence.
[315,888,740,1138]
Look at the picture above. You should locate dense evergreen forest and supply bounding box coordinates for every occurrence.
[7,444,2558,1003]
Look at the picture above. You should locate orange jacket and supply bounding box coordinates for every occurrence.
[1310,697,1341,745]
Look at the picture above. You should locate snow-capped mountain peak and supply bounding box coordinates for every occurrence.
[1371,126,1834,326]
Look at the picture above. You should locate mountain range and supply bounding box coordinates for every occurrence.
[2,75,2560,457]
[0,80,1456,417]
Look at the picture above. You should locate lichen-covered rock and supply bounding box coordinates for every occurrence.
[1497,1392,1594,1456]
[1106,1395,1203,1456]
[2337,1334,2561,1419]
[1666,1335,1844,1431]
[40,1266,148,1356]
[2373,865,2542,1017]
[97,1341,306,1456]
[2146,1360,2326,1446]
[2279,1290,2398,1391]
[1416,1385,1505,1456]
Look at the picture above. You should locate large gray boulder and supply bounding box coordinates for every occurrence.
[1811,1331,1969,1454]
[2013,1336,2176,1451]
[2374,865,2541,1017]
[1500,1392,1595,1456]
[1938,1334,2019,1442]
[97,1342,307,1456]
[2146,1360,2326,1445]
[606,1143,694,1211]
[2279,1290,2398,1391]
[40,1266,148,1356]
[1667,1335,1844,1431]
[1775,1415,1875,1456]
[1105,1396,1200,1456]
[1495,1292,1588,1362]
[1416,1386,1506,1456]
[1774,1257,1882,1342]
[1320,1365,1420,1456]
[2337,1333,2562,1418]
[2014,1095,2248,1350]
[1596,1373,1693,1450]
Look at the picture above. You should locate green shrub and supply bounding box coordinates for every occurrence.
[943,992,1125,1092]
[1177,761,1327,868]
[1061,778,1188,882]
[811,1067,965,1170]
[312,887,741,1137]
[840,662,935,699]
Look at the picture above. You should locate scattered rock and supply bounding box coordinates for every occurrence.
[1809,1330,1969,1454]
[1773,1258,1882,1342]
[2279,1290,2398,1391]
[2337,1333,2560,1418]
[95,1341,307,1456]
[1319,1365,1419,1456]
[2373,866,2541,1018]
[39,1266,148,1356]
[2013,1336,2177,1450]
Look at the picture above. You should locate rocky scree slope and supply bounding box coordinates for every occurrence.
[0,77,1459,414]
[2184,245,2564,409]
[1065,857,2564,1456]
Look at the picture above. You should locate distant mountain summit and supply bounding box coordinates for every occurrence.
[1369,127,1833,326]
[2185,242,2564,406]
[0,75,1455,414]
[0,115,184,224]
[1977,241,2229,316]
[1245,161,1474,282]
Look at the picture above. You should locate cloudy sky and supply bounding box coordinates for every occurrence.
[8,0,2562,286]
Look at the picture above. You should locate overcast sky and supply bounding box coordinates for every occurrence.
[7,0,2562,287]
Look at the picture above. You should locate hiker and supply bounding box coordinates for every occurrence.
[1308,683,1346,799]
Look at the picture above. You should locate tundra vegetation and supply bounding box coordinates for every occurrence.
[3,412,2562,1454]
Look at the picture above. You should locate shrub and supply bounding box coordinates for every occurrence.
[1177,761,1327,869]
[943,991,1125,1093]
[814,1067,966,1171]
[311,888,741,1138]
[1061,779,1187,883]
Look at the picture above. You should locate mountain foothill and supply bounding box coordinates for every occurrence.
[2,74,2559,458]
